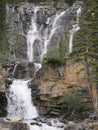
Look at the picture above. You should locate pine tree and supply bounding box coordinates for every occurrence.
[73,0,98,113]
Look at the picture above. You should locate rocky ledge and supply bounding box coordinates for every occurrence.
[29,61,93,120]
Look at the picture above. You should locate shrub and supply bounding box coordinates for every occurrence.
[60,93,94,120]
[42,38,69,65]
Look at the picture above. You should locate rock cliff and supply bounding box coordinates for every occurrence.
[6,1,82,62]
[29,60,92,119]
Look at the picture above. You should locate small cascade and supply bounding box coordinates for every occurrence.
[69,6,81,53]
[41,11,66,58]
[7,79,38,119]
[27,7,41,62]
[12,63,19,78]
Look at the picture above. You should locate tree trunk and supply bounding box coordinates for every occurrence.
[84,55,98,114]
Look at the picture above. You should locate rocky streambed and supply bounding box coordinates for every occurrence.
[1,117,98,130]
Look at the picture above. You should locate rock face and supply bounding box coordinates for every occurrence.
[29,61,91,117]
[0,65,7,117]
[31,61,89,100]
[13,62,35,79]
[6,1,82,62]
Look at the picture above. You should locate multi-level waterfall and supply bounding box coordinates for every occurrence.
[7,4,81,130]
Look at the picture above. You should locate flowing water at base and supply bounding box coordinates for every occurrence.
[28,120,64,130]
[7,80,65,130]
[7,80,38,119]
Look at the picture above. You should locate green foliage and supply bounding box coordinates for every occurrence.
[28,0,80,6]
[73,0,98,85]
[60,93,94,119]
[61,0,77,6]
[43,38,69,65]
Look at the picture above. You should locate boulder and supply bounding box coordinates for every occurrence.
[13,62,35,79]
[7,117,22,122]
[0,93,7,117]
[0,65,7,117]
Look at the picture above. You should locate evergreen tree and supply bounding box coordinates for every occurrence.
[73,0,98,113]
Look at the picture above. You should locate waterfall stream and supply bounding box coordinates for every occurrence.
[26,6,81,64]
[6,4,81,130]
[26,7,67,64]
[69,7,81,53]
[27,7,41,62]
[7,80,38,119]
[7,81,65,130]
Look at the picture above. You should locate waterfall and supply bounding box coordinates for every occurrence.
[26,8,68,64]
[26,6,81,63]
[69,7,81,53]
[41,11,66,58]
[6,4,80,130]
[7,80,64,129]
[7,79,38,119]
[27,7,41,62]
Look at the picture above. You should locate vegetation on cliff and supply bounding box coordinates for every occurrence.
[0,0,18,62]
[43,38,68,65]
[60,93,93,120]
[73,0,98,113]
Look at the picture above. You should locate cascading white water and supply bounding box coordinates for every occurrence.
[7,5,81,130]
[27,7,41,62]
[7,79,38,119]
[27,8,67,63]
[27,7,81,62]
[7,81,65,130]
[69,7,81,53]
[42,11,66,58]
[29,122,64,130]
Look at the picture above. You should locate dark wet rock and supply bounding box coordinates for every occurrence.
[13,62,35,79]
[5,78,13,89]
[33,39,43,63]
[0,93,7,117]
[7,67,14,79]
[34,8,47,25]
[30,122,42,127]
